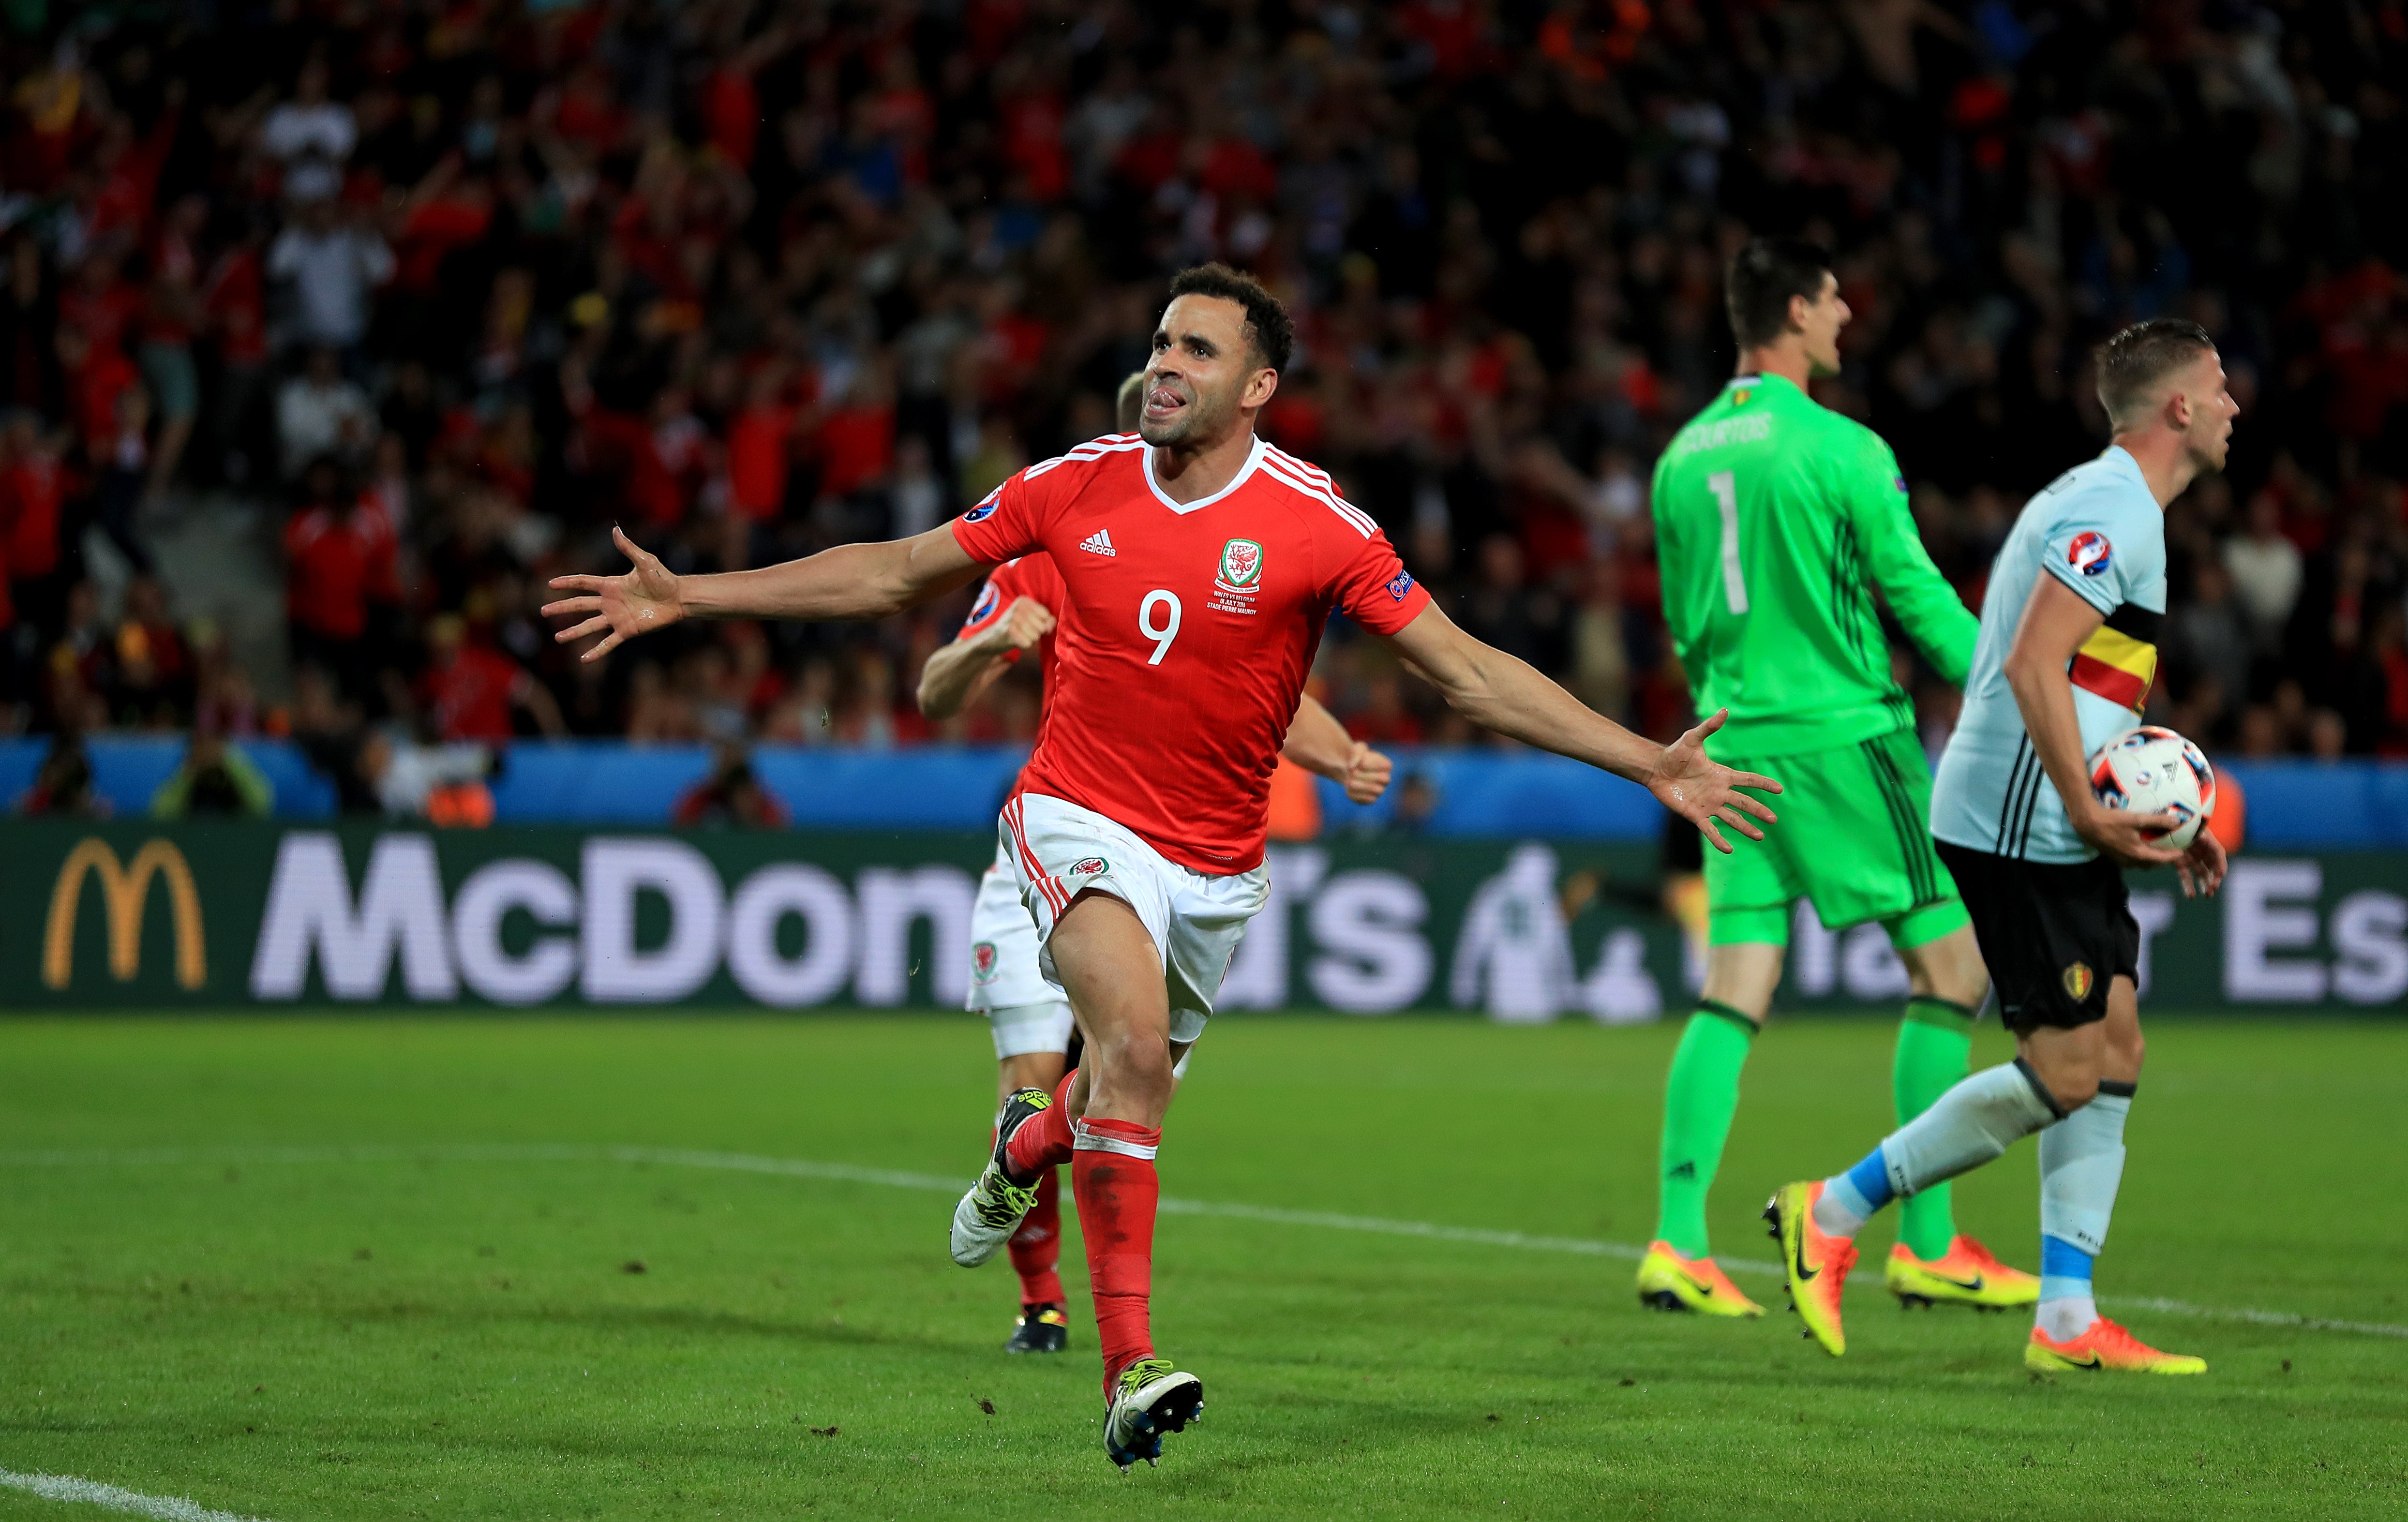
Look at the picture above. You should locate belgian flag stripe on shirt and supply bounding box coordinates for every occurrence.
[2068,603,2161,714]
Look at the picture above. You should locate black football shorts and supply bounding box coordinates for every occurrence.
[1934,840,2140,1035]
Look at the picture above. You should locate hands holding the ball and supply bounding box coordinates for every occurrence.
[2075,802,2226,897]
[2170,827,2227,900]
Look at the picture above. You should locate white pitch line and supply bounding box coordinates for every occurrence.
[0,1469,267,1522]
[6,1144,2403,1341]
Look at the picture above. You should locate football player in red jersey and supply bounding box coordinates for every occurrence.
[547,264,1780,1469]
[917,543,1390,1358]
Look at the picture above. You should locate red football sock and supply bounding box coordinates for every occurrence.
[1073,1116,1162,1389]
[1004,1068,1078,1178]
[1007,1166,1065,1308]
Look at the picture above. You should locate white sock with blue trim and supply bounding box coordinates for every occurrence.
[2036,1082,2133,1341]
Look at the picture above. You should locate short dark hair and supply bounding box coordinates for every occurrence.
[2094,318,2216,428]
[1725,237,1834,349]
[1165,263,1293,373]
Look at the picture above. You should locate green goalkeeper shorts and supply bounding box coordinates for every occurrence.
[1702,726,1969,951]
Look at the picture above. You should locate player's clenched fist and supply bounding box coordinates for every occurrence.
[544,526,687,661]
[974,597,1056,657]
[1339,741,1392,805]
[1647,708,1781,855]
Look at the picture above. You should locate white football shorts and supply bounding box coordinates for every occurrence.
[999,791,1270,1045]
[967,847,1075,1059]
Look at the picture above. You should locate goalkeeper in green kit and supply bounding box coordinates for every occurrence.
[1635,238,2037,1317]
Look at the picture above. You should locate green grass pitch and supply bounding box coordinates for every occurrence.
[1,1014,2404,1521]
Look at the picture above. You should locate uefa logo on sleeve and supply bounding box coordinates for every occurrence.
[2066,531,2114,577]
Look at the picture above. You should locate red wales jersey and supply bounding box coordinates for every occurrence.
[956,551,1068,679]
[951,432,1431,873]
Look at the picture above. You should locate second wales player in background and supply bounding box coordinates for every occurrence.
[1637,238,2037,1318]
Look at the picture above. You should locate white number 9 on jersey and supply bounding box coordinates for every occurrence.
[1139,590,1182,665]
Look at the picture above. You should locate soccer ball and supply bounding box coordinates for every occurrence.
[2087,725,2215,851]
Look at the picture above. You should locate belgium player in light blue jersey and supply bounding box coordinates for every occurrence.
[1765,318,2234,1372]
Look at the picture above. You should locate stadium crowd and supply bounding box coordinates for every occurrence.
[4,0,2408,817]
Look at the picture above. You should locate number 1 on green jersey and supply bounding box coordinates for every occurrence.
[1708,469,1748,614]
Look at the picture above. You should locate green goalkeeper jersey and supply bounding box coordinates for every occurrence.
[1651,373,1978,756]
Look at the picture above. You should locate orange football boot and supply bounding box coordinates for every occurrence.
[1764,1180,1857,1356]
[1886,1234,2041,1310]
[1635,1240,1765,1317]
[2026,1316,2206,1374]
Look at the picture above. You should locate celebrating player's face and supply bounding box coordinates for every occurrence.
[1140,294,1273,449]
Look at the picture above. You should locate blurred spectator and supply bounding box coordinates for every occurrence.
[287,665,376,813]
[1457,535,1562,672]
[150,730,272,818]
[283,456,397,703]
[15,731,105,816]
[0,409,68,643]
[673,742,791,829]
[190,625,260,738]
[890,434,947,539]
[2222,488,2304,661]
[109,574,192,727]
[1347,671,1426,746]
[355,729,491,819]
[89,380,154,573]
[266,192,390,355]
[259,57,355,170]
[276,345,374,480]
[1566,562,1632,722]
[1386,772,1440,836]
[138,194,206,498]
[416,613,564,742]
[1,238,64,423]
[2168,562,2250,745]
[2309,708,2350,761]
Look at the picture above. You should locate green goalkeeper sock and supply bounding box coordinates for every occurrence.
[1893,996,1978,1260]
[1654,1001,1758,1259]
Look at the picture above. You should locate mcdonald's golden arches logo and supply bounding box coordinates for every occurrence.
[43,837,208,991]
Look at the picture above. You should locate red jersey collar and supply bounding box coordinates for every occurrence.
[1142,433,1269,515]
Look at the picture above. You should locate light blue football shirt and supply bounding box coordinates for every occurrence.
[1930,447,2167,864]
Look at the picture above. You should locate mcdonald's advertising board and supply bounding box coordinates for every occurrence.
[1,821,2402,1015]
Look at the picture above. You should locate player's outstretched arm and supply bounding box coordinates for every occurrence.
[2003,573,2193,875]
[1281,694,1392,804]
[1381,602,1779,853]
[917,596,1055,719]
[545,524,989,662]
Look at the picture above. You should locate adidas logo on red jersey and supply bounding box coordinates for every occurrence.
[1079,529,1117,557]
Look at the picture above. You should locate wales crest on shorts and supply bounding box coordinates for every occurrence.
[972,941,999,983]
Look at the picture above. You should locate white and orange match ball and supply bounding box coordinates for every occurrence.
[2088,725,2215,851]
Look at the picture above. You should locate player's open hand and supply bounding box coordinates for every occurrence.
[978,597,1056,656]
[2073,803,2187,870]
[2173,823,2227,899]
[1340,741,1393,805]
[543,526,686,662]
[1650,709,1780,854]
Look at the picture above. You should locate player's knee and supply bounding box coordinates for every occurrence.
[1908,931,1989,1011]
[1937,959,1991,1011]
[1095,1028,1175,1096]
[2049,1073,2102,1112]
